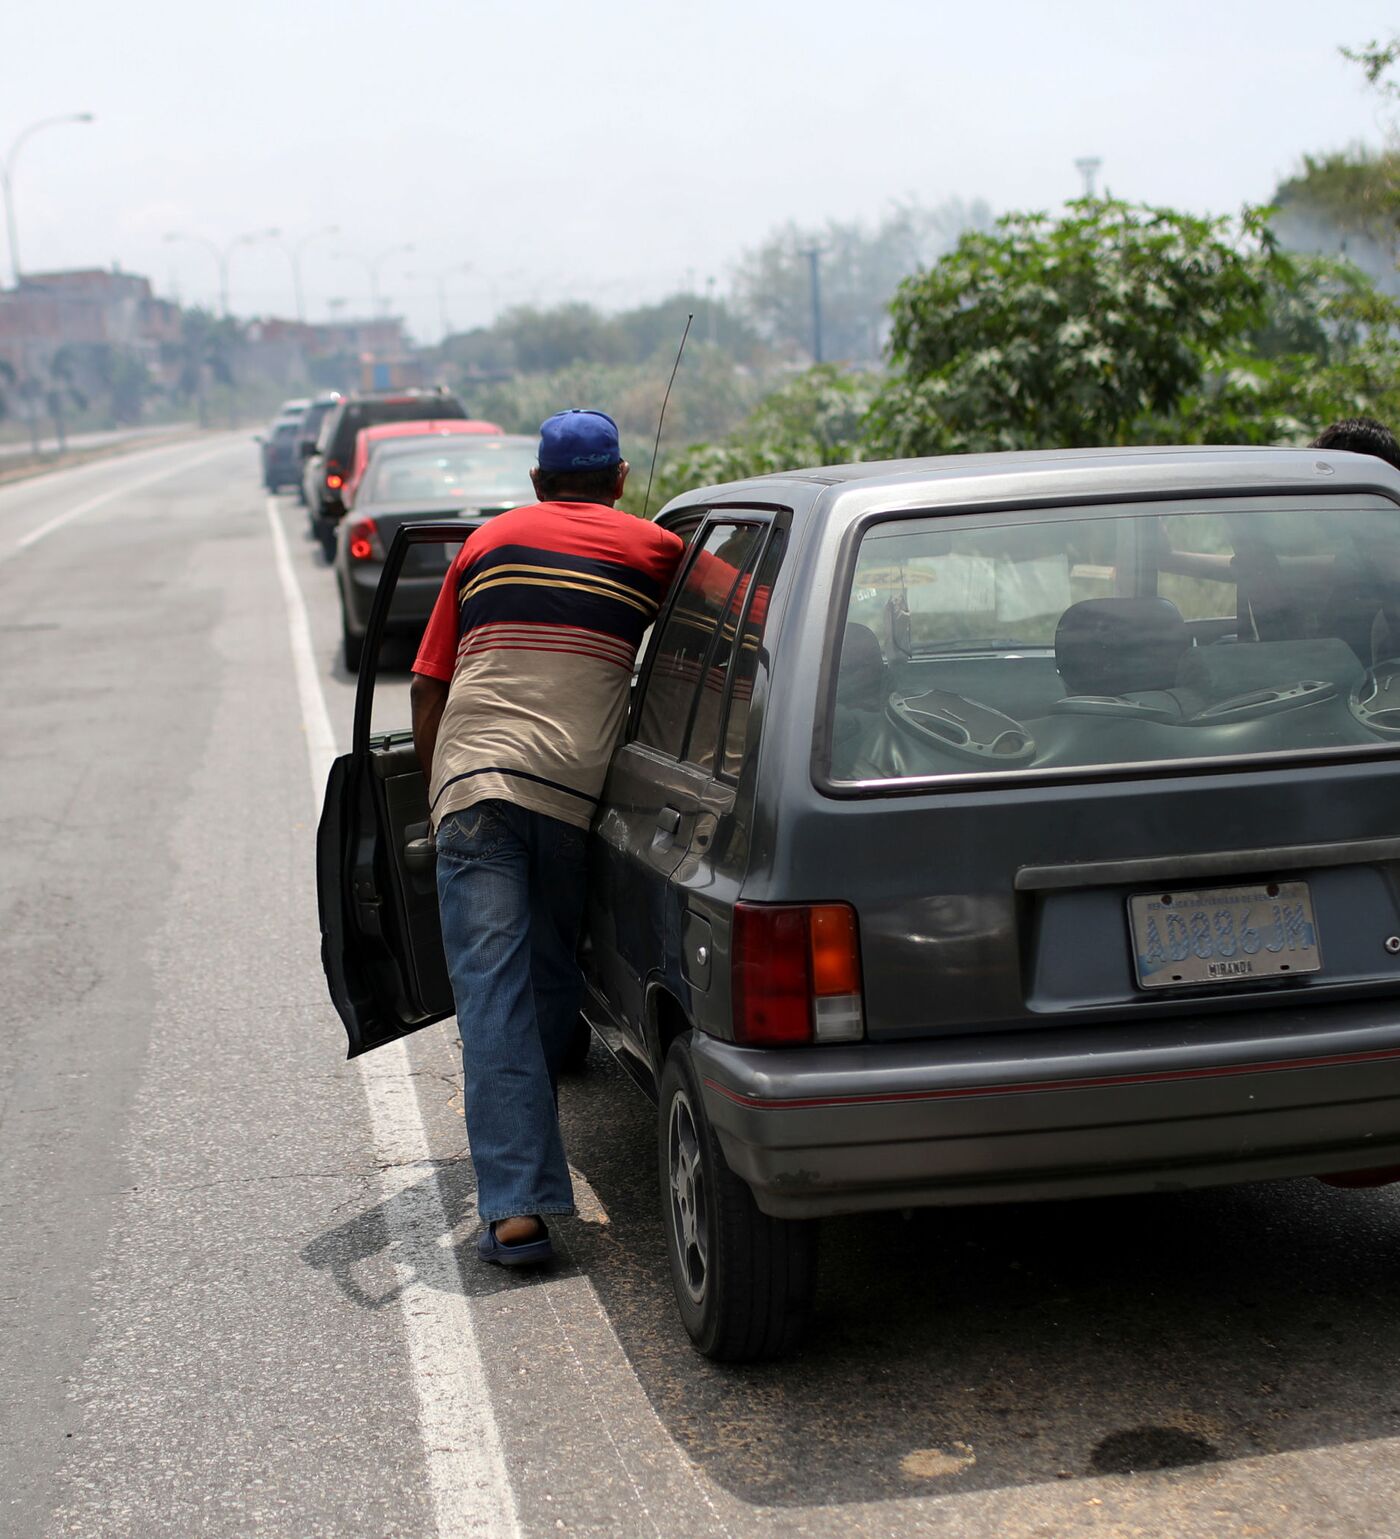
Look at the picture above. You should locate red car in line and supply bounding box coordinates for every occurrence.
[341,418,503,510]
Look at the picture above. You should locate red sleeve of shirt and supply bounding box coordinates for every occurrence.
[412,539,473,680]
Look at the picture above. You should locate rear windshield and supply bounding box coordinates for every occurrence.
[300,403,332,442]
[330,397,466,456]
[363,441,536,504]
[825,494,1400,785]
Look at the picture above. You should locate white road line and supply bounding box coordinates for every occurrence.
[0,427,203,504]
[9,441,236,555]
[265,495,521,1539]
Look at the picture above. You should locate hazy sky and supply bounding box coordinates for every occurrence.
[6,0,1398,342]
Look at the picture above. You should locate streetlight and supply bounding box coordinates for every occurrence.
[798,245,825,364]
[279,225,339,322]
[1075,157,1102,200]
[1,112,95,285]
[333,243,415,317]
[164,226,280,316]
[407,262,473,341]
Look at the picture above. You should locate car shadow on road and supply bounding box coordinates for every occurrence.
[297,1044,1400,1510]
[553,1050,1400,1508]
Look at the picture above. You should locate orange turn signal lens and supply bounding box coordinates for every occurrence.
[809,904,861,997]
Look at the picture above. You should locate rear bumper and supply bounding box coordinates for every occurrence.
[343,565,444,636]
[692,1005,1400,1218]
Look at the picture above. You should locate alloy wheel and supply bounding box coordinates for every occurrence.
[667,1088,708,1304]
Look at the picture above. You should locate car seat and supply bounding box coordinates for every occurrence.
[1055,597,1190,697]
[829,622,889,778]
[835,622,888,709]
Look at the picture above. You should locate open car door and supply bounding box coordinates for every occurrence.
[317,521,475,1056]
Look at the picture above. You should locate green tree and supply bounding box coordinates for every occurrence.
[733,199,994,363]
[1275,149,1400,266]
[624,365,877,516]
[499,303,628,373]
[43,347,87,451]
[1341,34,1400,102]
[867,200,1296,456]
[161,309,239,427]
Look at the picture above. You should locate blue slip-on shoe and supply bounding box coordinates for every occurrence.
[476,1221,555,1268]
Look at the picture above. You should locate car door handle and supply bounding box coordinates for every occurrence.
[656,806,682,837]
[403,821,435,874]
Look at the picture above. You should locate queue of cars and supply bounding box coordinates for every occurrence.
[334,433,536,668]
[255,397,310,492]
[260,385,531,669]
[320,442,1400,1361]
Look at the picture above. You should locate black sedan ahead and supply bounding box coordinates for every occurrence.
[333,433,536,670]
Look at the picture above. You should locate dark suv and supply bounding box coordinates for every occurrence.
[293,392,342,506]
[305,387,467,558]
[319,445,1400,1361]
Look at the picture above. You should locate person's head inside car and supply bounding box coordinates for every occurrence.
[530,409,629,506]
[1311,416,1400,472]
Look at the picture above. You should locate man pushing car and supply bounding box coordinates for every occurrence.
[409,410,686,1266]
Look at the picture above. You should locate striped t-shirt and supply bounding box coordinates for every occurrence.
[414,501,687,830]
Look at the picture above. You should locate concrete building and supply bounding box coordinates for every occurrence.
[0,267,181,377]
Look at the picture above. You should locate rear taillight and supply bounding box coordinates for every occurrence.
[326,473,344,490]
[347,517,380,561]
[732,902,864,1046]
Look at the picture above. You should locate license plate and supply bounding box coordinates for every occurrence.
[1128,881,1321,989]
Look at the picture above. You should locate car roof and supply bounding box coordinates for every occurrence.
[657,445,1400,519]
[368,432,534,460]
[360,419,503,447]
[338,388,459,406]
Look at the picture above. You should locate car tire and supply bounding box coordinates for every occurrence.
[559,1014,592,1075]
[658,1035,818,1362]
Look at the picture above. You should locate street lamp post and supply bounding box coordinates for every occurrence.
[1,113,95,286]
[799,246,824,364]
[334,243,415,318]
[281,225,339,322]
[164,227,280,316]
[407,262,473,342]
[1075,157,1103,200]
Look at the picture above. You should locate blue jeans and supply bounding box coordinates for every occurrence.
[435,800,586,1224]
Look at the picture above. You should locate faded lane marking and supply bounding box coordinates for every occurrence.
[10,441,238,555]
[266,494,520,1539]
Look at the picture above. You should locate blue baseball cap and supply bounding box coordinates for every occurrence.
[537,409,621,473]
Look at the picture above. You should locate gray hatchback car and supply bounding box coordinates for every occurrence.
[320,445,1400,1360]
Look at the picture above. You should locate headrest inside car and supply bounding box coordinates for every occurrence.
[836,622,888,709]
[1055,597,1189,696]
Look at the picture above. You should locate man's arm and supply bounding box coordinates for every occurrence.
[410,673,449,781]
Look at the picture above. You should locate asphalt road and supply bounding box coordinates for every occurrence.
[0,421,195,464]
[5,437,1400,1538]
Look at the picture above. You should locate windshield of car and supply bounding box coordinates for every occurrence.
[825,494,1400,785]
[363,441,536,503]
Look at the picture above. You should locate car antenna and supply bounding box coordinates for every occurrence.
[642,312,694,521]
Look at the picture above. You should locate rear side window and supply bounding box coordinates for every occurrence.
[715,532,784,780]
[633,521,765,760]
[824,494,1400,786]
[331,398,466,458]
[300,403,331,443]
